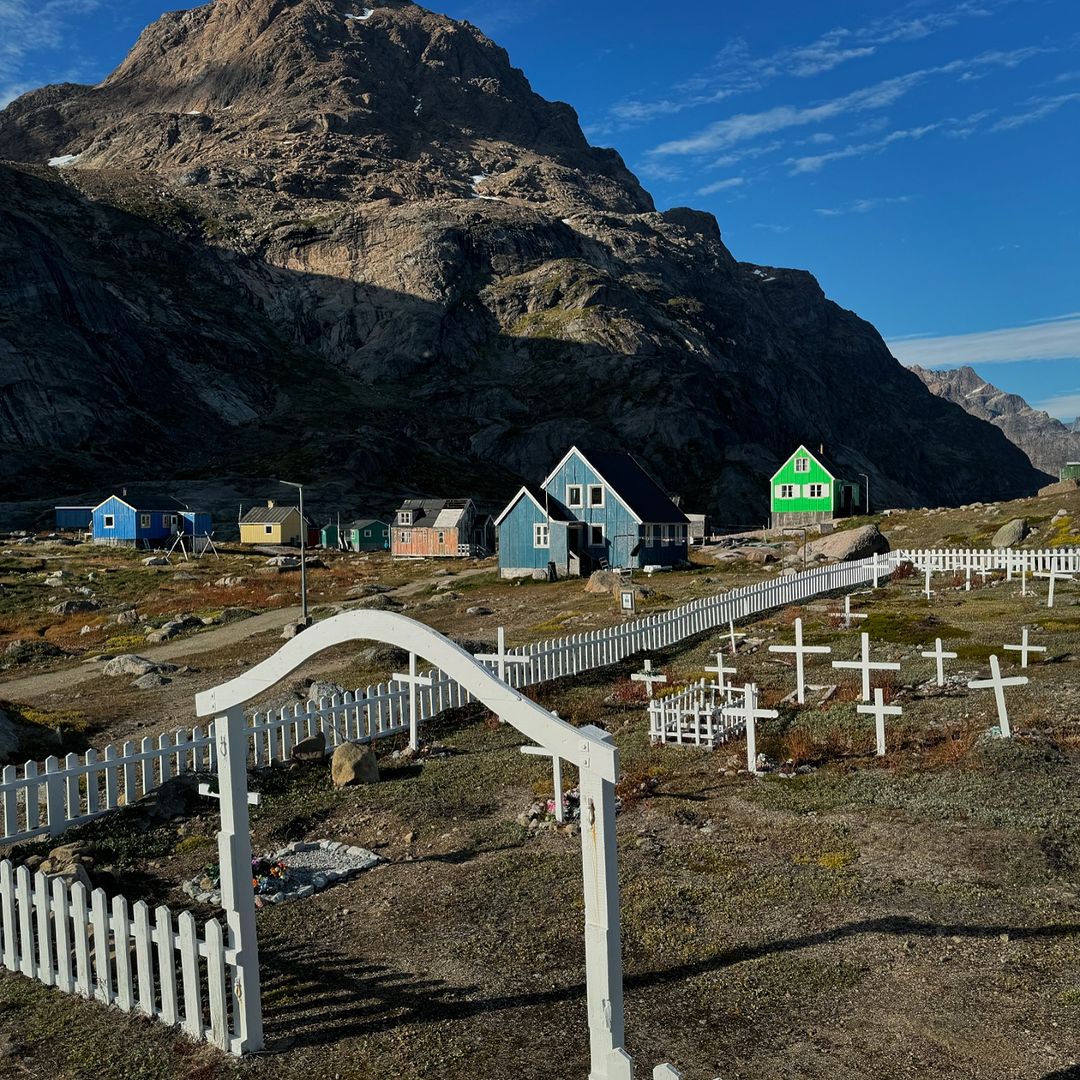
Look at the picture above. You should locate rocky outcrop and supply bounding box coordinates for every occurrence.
[0,1,1049,525]
[911,366,1080,477]
[801,524,890,563]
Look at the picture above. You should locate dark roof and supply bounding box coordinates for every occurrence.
[582,450,688,524]
[240,504,300,525]
[795,445,850,480]
[394,498,473,529]
[349,518,388,530]
[521,483,573,522]
[97,494,186,513]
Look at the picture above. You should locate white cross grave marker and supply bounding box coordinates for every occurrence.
[520,744,565,823]
[704,651,737,695]
[829,594,868,630]
[768,617,832,704]
[392,652,433,750]
[832,631,901,703]
[968,654,1028,739]
[924,563,933,600]
[728,619,746,656]
[1003,626,1046,669]
[856,687,902,757]
[920,637,957,687]
[631,658,668,699]
[721,683,779,775]
[475,625,531,684]
[1034,563,1074,609]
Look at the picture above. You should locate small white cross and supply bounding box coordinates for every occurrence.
[198,782,260,807]
[392,652,434,750]
[704,651,737,694]
[964,566,972,592]
[832,631,901,702]
[977,565,992,584]
[728,620,746,656]
[1003,626,1046,669]
[475,626,531,684]
[829,595,868,630]
[631,658,668,698]
[920,636,957,687]
[924,563,933,600]
[1034,563,1074,609]
[968,654,1028,738]
[721,683,779,775]
[856,687,902,756]
[768,617,832,704]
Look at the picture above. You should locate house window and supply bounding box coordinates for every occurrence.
[566,485,583,507]
[794,457,810,473]
[590,525,604,547]
[103,514,115,529]
[168,514,178,528]
[364,529,371,538]
[588,485,604,507]
[140,513,151,528]
[399,531,408,543]
[264,524,273,535]
[437,531,445,545]
[397,510,412,525]
[779,484,796,499]
[645,524,656,545]
[807,483,826,498]
[534,523,550,548]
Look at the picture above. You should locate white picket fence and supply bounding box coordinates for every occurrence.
[0,859,238,1050]
[2,547,1076,846]
[893,547,1080,574]
[648,678,746,748]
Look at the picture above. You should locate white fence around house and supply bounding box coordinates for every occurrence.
[2,547,1077,847]
[0,859,239,1051]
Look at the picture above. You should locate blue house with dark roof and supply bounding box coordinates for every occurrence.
[494,447,689,578]
[91,494,208,548]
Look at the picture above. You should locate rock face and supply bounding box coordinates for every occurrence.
[331,742,379,787]
[802,524,890,563]
[0,0,1048,522]
[1039,479,1080,497]
[912,366,1079,478]
[992,518,1029,549]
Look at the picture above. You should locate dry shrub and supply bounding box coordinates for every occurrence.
[777,605,805,627]
[891,560,916,581]
[924,722,978,767]
[616,764,664,806]
[784,727,816,765]
[610,677,647,705]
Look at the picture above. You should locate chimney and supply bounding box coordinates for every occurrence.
[267,499,275,509]
[122,487,127,497]
[819,444,824,455]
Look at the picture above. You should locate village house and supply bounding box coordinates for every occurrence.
[90,494,210,548]
[54,505,94,532]
[770,445,862,529]
[495,447,689,579]
[390,499,490,558]
[239,501,310,546]
[320,518,391,552]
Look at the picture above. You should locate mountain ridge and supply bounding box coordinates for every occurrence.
[0,0,1049,526]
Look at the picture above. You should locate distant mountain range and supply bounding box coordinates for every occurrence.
[0,0,1050,527]
[911,365,1080,476]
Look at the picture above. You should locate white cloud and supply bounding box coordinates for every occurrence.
[0,0,101,99]
[887,315,1080,367]
[992,92,1080,130]
[754,222,791,233]
[696,176,745,195]
[1032,391,1080,421]
[789,123,941,173]
[815,194,912,216]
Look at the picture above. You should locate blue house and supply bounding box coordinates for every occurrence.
[54,506,94,532]
[495,447,689,579]
[91,495,205,548]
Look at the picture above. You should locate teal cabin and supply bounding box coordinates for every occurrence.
[770,445,861,529]
[347,518,390,551]
[495,447,689,579]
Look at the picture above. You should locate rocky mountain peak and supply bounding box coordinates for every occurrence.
[0,0,651,214]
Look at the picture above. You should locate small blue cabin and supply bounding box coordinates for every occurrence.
[91,495,205,548]
[495,447,689,579]
[54,506,93,532]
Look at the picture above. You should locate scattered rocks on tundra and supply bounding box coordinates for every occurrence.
[214,575,245,587]
[132,672,171,689]
[331,742,379,787]
[114,606,140,625]
[48,598,100,615]
[102,653,177,678]
[992,518,1029,549]
[800,524,890,563]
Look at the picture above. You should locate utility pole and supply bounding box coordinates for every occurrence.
[279,480,308,625]
[859,472,870,515]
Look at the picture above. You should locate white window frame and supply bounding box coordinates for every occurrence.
[168,514,178,528]
[589,524,604,547]
[566,484,583,508]
[397,510,412,526]
[398,530,408,543]
[534,523,550,548]
[139,513,151,528]
[588,484,604,508]
[794,457,810,473]
[806,483,826,499]
[437,530,445,545]
[264,524,273,535]
[779,483,796,499]
[364,529,372,538]
[103,514,115,529]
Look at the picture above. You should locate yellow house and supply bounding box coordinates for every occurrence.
[239,501,305,546]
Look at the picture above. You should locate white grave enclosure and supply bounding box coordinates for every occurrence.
[194,609,680,1078]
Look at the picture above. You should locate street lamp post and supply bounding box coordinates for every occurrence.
[859,472,870,516]
[279,480,308,624]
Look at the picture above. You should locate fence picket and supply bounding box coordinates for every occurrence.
[112,894,134,1011]
[15,865,33,978]
[156,904,179,1025]
[178,911,203,1039]
[71,881,91,997]
[132,900,154,1015]
[33,872,53,985]
[204,918,229,1050]
[51,877,72,993]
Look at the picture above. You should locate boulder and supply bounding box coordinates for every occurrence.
[731,546,777,564]
[1038,478,1080,497]
[584,570,622,594]
[214,575,245,587]
[103,654,177,678]
[114,607,140,626]
[305,680,346,703]
[265,556,300,569]
[466,605,493,616]
[142,556,169,566]
[357,644,408,667]
[49,599,100,615]
[991,518,1028,549]
[219,607,256,623]
[801,524,890,563]
[346,583,392,599]
[291,732,326,762]
[351,593,403,611]
[331,742,379,787]
[132,672,171,689]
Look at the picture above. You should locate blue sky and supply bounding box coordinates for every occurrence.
[3,0,1078,420]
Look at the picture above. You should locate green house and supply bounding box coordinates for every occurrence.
[770,445,861,529]
[347,518,391,551]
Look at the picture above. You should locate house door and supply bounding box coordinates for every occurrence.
[567,524,586,576]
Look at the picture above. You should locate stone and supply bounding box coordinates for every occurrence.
[351,593,403,611]
[142,556,169,566]
[48,599,100,615]
[219,607,256,622]
[1038,478,1080,497]
[731,546,777,564]
[584,569,622,594]
[357,644,409,667]
[346,583,392,599]
[266,555,300,569]
[466,605,493,616]
[305,680,345,703]
[132,672,171,689]
[991,518,1028,549]
[214,575,245,587]
[291,732,326,761]
[331,742,379,787]
[800,524,890,563]
[115,607,140,625]
[103,653,177,677]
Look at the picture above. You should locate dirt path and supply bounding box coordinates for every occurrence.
[0,566,492,703]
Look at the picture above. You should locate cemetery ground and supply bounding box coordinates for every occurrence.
[0,548,1078,1077]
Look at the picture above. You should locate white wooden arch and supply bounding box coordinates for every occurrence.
[194,610,630,1078]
